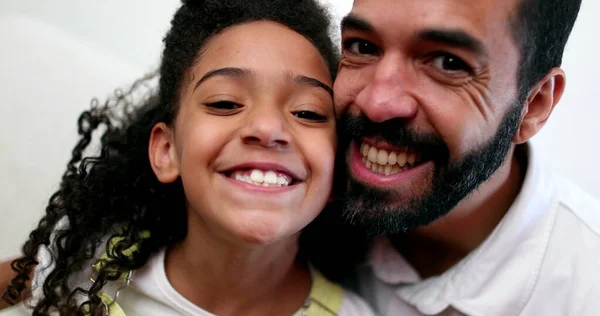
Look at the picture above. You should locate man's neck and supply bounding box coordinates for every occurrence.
[165,213,311,316]
[391,147,526,278]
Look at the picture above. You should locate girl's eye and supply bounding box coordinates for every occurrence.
[205,101,242,110]
[293,110,328,122]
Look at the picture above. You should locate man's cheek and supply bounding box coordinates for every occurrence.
[333,77,354,115]
[333,89,358,118]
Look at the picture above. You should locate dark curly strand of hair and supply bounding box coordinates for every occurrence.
[3,0,340,315]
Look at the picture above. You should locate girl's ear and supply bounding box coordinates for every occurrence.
[148,123,180,183]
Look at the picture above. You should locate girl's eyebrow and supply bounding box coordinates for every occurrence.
[194,67,333,97]
[194,67,252,91]
[292,74,333,97]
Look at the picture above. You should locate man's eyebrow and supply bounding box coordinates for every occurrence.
[293,75,333,97]
[341,14,375,33]
[417,29,488,58]
[194,67,252,91]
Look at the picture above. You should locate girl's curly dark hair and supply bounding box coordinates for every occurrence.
[3,0,343,314]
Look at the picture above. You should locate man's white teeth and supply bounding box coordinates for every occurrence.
[377,149,388,165]
[407,153,416,165]
[234,169,290,187]
[360,143,419,175]
[388,152,397,165]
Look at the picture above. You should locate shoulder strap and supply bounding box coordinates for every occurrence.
[305,270,344,316]
[98,292,127,316]
[89,230,150,316]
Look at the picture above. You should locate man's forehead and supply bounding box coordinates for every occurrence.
[348,0,518,38]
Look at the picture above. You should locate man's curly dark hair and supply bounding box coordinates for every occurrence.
[2,0,344,314]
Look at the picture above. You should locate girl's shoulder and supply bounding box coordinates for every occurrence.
[30,217,112,307]
[310,268,378,316]
[339,288,379,316]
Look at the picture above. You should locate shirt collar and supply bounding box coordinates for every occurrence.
[368,143,561,315]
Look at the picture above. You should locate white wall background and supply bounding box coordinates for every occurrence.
[0,0,597,259]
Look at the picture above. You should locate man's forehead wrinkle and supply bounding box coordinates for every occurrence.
[349,0,514,37]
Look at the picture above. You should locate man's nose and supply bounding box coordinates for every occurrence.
[354,54,418,123]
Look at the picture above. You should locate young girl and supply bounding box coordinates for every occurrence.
[1,0,375,315]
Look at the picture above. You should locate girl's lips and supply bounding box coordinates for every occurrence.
[219,161,303,181]
[219,173,300,194]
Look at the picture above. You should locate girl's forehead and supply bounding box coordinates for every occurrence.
[191,21,332,87]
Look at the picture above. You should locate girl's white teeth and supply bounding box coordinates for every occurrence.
[264,170,278,184]
[360,142,420,176]
[232,169,291,187]
[276,176,288,185]
[250,169,265,183]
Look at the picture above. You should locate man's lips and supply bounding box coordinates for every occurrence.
[348,140,433,187]
[358,138,423,176]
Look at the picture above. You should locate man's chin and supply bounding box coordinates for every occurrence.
[341,205,434,238]
[340,177,441,236]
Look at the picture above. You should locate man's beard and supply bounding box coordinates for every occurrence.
[337,99,524,236]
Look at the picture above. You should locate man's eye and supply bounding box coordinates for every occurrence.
[293,110,328,122]
[343,38,380,56]
[205,101,242,110]
[431,54,473,74]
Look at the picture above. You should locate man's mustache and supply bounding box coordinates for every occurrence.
[339,113,450,163]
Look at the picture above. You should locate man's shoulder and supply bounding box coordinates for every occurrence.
[523,172,600,314]
[526,144,600,234]
[544,170,600,262]
[551,172,600,238]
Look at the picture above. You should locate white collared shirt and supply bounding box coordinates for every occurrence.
[356,144,600,316]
